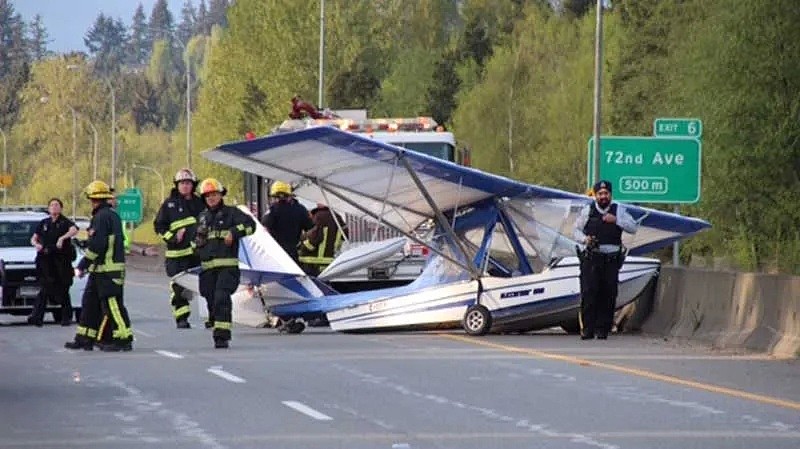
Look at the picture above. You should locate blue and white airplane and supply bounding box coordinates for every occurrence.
[176,126,710,335]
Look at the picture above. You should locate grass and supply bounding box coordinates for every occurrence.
[128,217,162,245]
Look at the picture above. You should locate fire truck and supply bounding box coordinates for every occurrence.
[242,98,470,292]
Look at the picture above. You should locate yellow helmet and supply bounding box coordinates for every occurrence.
[270,180,292,197]
[199,178,226,196]
[174,168,198,184]
[84,180,114,199]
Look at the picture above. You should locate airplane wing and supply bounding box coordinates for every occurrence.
[205,127,710,257]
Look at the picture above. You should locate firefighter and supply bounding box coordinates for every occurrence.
[194,178,255,348]
[261,181,313,263]
[298,203,348,276]
[28,198,78,326]
[153,168,206,329]
[65,180,133,351]
[573,180,638,340]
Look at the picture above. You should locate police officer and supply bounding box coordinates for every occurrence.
[573,180,638,340]
[261,181,313,263]
[194,178,255,348]
[298,203,348,276]
[65,180,133,351]
[28,198,78,326]
[153,168,206,329]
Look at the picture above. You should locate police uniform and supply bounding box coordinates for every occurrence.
[28,213,77,326]
[65,180,133,351]
[153,168,206,328]
[298,205,348,276]
[261,181,313,263]
[194,178,255,348]
[573,180,638,340]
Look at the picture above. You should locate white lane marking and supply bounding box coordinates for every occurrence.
[155,350,184,359]
[207,366,246,383]
[135,329,155,338]
[281,401,333,421]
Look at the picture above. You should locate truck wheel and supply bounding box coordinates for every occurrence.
[463,304,492,336]
[286,321,306,334]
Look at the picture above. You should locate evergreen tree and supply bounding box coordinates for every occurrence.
[208,0,229,29]
[84,13,129,74]
[177,0,196,45]
[28,14,50,60]
[149,0,174,44]
[427,50,461,125]
[128,3,150,66]
[0,0,31,130]
[195,0,210,35]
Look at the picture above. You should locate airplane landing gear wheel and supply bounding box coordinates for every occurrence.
[279,319,306,334]
[463,304,491,336]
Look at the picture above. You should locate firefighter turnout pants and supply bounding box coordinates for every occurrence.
[198,267,239,342]
[74,273,133,345]
[578,252,622,338]
[166,256,200,323]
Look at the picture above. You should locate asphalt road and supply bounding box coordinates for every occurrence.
[0,268,798,449]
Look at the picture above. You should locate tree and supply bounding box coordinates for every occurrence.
[177,0,196,45]
[149,0,174,44]
[561,0,593,18]
[0,0,30,130]
[208,0,229,29]
[84,14,129,75]
[28,14,50,60]
[427,50,461,125]
[128,3,150,66]
[195,0,210,35]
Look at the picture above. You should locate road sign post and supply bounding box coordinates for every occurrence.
[654,118,702,139]
[116,188,143,223]
[587,136,701,204]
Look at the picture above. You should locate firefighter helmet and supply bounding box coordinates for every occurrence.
[270,180,292,197]
[84,180,114,200]
[174,168,198,184]
[199,178,226,196]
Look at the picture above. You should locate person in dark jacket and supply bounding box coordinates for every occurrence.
[28,198,78,326]
[194,178,255,348]
[261,181,313,263]
[298,203,348,276]
[153,168,206,329]
[65,180,133,351]
[573,180,638,340]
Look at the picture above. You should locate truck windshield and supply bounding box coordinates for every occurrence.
[391,142,455,162]
[0,221,37,248]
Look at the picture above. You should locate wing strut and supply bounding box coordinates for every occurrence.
[398,155,482,280]
[317,180,474,273]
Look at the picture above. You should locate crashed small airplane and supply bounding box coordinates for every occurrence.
[177,126,710,335]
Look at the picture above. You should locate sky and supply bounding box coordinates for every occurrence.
[15,0,185,54]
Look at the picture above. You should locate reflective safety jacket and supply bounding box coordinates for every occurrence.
[154,189,206,259]
[298,206,348,267]
[77,202,125,274]
[194,202,256,270]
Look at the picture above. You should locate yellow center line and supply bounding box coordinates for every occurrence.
[440,334,800,412]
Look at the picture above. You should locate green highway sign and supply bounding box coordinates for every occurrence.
[587,136,702,204]
[654,118,702,138]
[116,188,143,222]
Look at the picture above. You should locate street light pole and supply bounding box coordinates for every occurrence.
[591,0,604,185]
[132,164,164,201]
[318,0,325,108]
[105,78,116,187]
[69,106,78,219]
[0,127,6,205]
[86,120,99,179]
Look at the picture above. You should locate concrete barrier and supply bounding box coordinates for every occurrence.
[637,266,800,358]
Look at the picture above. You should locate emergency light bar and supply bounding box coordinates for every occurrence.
[0,205,48,213]
[278,117,442,134]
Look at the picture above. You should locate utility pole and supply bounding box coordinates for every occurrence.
[70,107,78,219]
[591,0,604,185]
[318,0,325,108]
[0,127,6,205]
